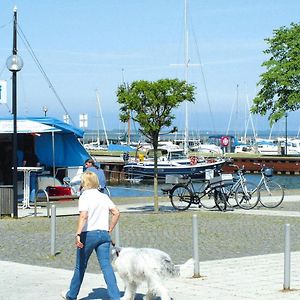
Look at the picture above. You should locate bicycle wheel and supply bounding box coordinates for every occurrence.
[221,184,236,208]
[170,184,192,211]
[200,187,217,210]
[259,180,284,208]
[214,188,227,212]
[234,181,259,209]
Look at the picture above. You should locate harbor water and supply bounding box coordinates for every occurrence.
[108,173,300,198]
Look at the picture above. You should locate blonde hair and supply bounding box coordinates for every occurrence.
[81,171,100,190]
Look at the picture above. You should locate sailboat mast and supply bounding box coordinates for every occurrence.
[95,90,109,146]
[127,112,131,145]
[122,68,131,145]
[235,84,239,140]
[184,0,189,154]
[171,0,197,153]
[95,93,101,146]
[245,84,257,143]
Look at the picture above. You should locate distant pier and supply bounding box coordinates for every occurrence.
[222,155,300,175]
[93,155,125,183]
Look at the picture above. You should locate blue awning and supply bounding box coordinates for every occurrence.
[0,119,59,133]
[0,116,90,167]
[108,144,136,152]
[0,116,84,137]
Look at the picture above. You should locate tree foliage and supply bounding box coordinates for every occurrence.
[117,79,195,147]
[251,23,300,124]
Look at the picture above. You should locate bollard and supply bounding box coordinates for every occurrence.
[283,223,291,290]
[50,205,56,256]
[192,214,200,278]
[114,222,120,247]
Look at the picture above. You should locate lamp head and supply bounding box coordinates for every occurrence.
[6,54,24,72]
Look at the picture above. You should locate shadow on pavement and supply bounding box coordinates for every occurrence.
[126,204,175,212]
[80,287,145,299]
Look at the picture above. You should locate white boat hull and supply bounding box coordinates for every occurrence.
[124,159,225,180]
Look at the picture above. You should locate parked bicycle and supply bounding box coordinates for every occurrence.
[217,165,260,210]
[255,165,284,208]
[219,164,284,209]
[168,170,230,211]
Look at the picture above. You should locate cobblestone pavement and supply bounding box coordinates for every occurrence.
[1,197,300,274]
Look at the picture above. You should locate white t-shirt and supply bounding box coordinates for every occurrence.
[78,189,116,232]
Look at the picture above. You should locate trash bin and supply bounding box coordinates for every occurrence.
[0,185,13,217]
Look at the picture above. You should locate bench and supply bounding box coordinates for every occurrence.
[34,189,79,217]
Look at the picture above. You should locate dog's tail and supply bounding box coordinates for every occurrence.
[177,258,195,278]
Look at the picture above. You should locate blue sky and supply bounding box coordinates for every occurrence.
[0,0,299,135]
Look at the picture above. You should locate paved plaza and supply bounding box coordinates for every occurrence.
[1,252,300,300]
[1,194,300,299]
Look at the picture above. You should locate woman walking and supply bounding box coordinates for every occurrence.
[62,171,120,300]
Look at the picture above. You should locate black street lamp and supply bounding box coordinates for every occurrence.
[6,6,23,218]
[43,106,48,117]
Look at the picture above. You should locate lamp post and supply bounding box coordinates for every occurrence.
[42,106,48,117]
[6,6,23,218]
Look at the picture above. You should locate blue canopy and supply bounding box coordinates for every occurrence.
[35,132,89,167]
[108,144,136,152]
[0,116,90,167]
[26,117,84,137]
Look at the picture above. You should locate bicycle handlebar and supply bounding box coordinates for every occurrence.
[227,164,245,173]
[253,162,274,172]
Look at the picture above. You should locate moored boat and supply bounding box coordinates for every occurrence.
[124,147,226,181]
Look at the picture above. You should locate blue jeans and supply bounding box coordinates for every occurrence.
[29,172,37,202]
[67,230,120,300]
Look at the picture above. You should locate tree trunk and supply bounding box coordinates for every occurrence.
[153,136,159,212]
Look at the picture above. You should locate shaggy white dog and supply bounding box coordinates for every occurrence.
[112,247,179,300]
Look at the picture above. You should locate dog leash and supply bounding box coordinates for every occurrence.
[111,241,120,257]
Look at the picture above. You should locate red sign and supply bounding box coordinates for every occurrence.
[221,136,230,147]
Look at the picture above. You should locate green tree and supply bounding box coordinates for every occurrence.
[251,23,300,123]
[117,79,195,212]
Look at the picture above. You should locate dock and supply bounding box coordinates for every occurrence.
[223,154,300,175]
[93,154,126,183]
